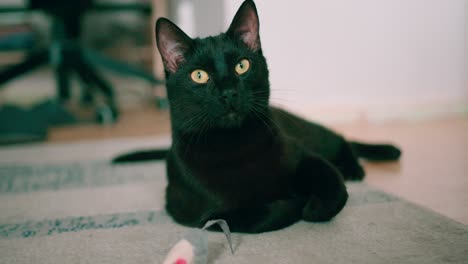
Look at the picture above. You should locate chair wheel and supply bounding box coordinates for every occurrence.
[96,104,118,124]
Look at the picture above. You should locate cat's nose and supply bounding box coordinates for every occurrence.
[220,90,238,104]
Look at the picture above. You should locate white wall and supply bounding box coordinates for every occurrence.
[175,0,468,122]
[170,0,226,37]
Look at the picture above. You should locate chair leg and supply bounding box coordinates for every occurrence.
[55,60,72,101]
[0,51,48,87]
[82,48,161,85]
[74,55,114,100]
[74,54,119,123]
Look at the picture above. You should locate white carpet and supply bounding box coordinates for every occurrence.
[0,138,467,263]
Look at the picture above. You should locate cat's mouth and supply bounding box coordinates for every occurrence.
[227,112,237,119]
[225,109,240,121]
[218,108,243,127]
[225,105,239,117]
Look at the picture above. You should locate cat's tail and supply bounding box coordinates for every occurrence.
[350,142,401,161]
[112,149,168,164]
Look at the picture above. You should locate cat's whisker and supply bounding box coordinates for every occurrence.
[249,105,275,137]
[195,113,210,144]
[201,115,212,144]
[268,102,289,110]
[265,103,303,128]
[250,90,269,95]
[179,110,209,158]
[252,106,281,132]
[249,101,283,130]
[270,88,301,93]
[250,100,270,110]
[269,98,291,102]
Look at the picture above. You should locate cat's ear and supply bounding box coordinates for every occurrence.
[227,0,261,52]
[156,18,193,73]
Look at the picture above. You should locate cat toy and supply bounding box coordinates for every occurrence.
[162,220,234,264]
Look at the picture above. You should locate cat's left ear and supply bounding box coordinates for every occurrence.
[227,0,261,52]
[156,18,193,73]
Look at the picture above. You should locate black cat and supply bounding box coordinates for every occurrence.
[113,0,401,233]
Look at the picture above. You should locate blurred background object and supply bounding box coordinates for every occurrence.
[0,0,165,144]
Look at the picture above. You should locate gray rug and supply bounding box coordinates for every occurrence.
[0,150,467,263]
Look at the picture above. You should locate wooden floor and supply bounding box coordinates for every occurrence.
[48,108,468,225]
[49,108,172,142]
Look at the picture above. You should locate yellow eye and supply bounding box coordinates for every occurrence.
[235,59,250,75]
[190,70,210,84]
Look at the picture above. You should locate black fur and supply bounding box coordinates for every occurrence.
[113,0,401,233]
[112,149,167,163]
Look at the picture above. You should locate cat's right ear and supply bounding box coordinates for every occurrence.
[227,0,261,52]
[156,18,193,73]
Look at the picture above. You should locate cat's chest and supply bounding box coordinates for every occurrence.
[186,141,282,173]
[179,139,292,204]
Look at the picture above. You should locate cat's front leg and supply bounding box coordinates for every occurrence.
[292,154,348,222]
[210,198,305,233]
[165,183,216,228]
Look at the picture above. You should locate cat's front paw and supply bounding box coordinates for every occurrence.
[302,188,348,222]
[343,163,365,181]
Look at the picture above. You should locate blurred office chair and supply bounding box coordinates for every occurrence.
[0,0,161,123]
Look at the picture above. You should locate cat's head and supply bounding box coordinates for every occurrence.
[155,0,270,132]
